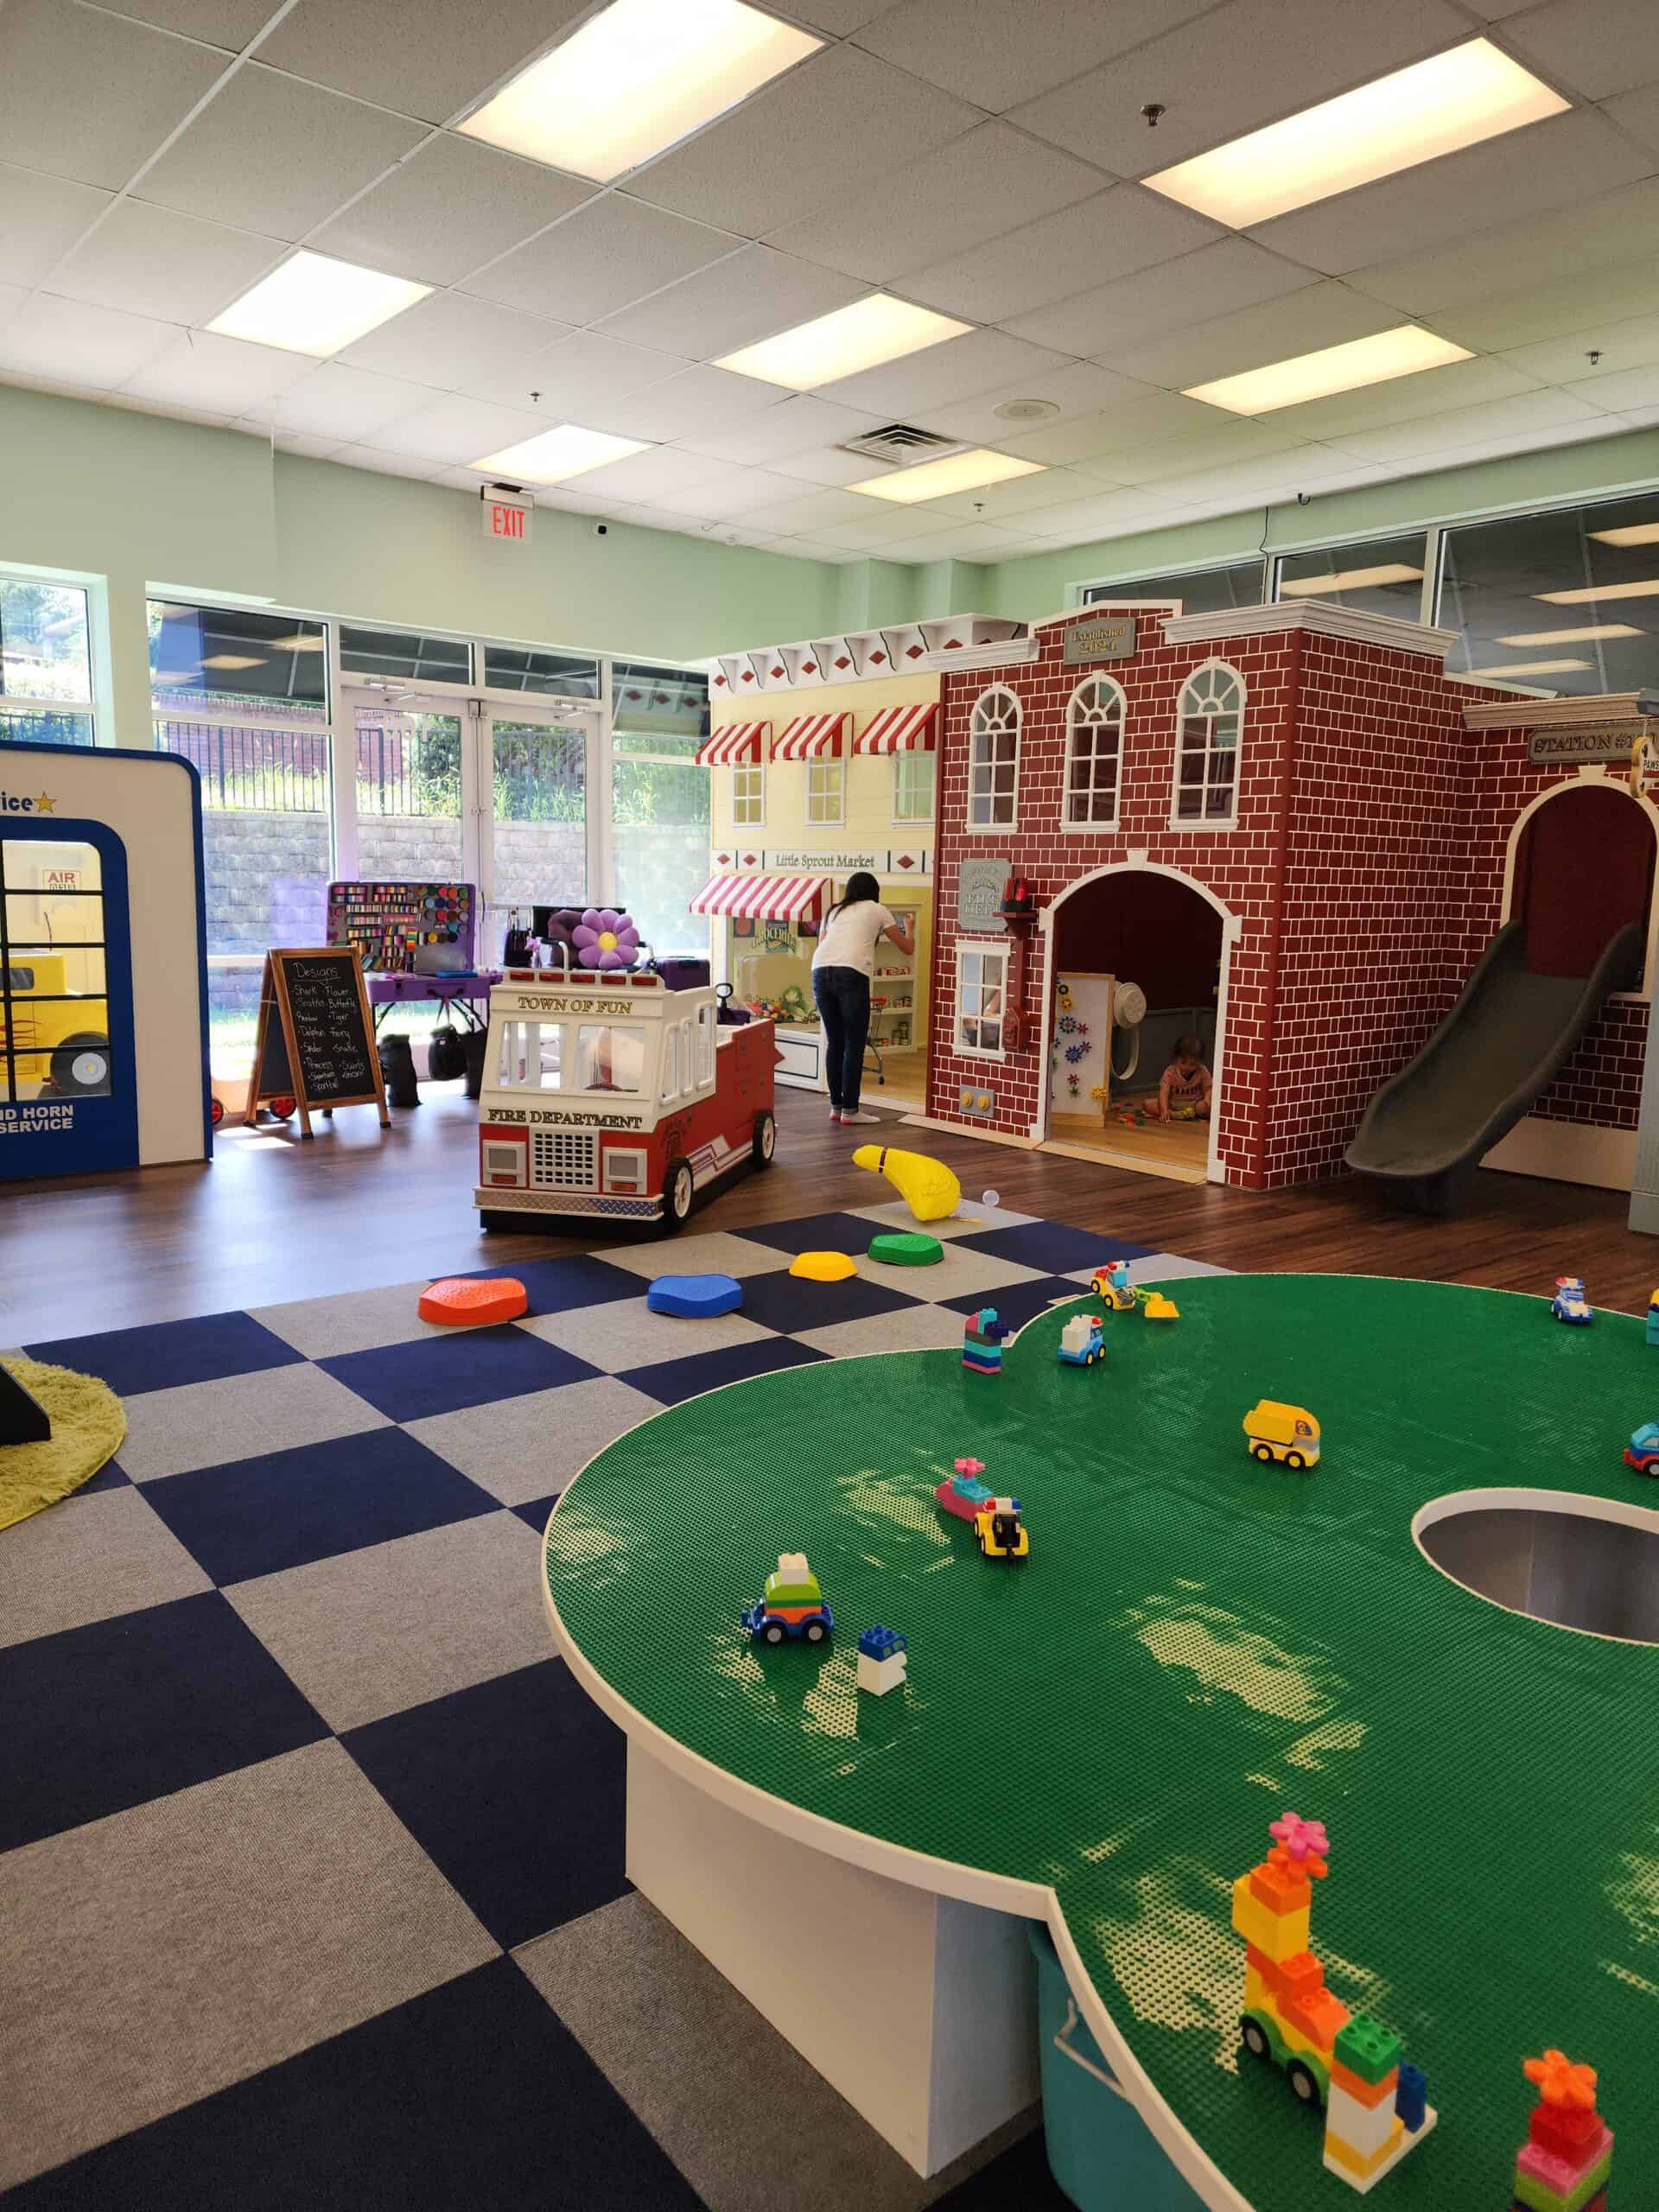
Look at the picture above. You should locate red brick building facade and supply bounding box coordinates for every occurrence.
[923,602,1655,1192]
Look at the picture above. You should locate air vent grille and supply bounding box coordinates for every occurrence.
[839,423,968,466]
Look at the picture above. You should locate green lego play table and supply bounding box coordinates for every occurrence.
[543,1274,1659,2208]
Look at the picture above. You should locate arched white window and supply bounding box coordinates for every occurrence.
[1173,662,1244,825]
[1064,676,1124,828]
[968,686,1020,827]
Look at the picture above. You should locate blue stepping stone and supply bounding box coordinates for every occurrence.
[646,1273,744,1319]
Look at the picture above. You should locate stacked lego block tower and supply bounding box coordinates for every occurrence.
[1514,2050,1612,2212]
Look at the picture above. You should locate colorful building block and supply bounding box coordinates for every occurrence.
[962,1306,1010,1376]
[1646,1287,1659,1345]
[856,1624,908,1695]
[1512,2051,1613,2212]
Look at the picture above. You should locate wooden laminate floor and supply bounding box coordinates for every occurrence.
[2,1084,1652,1343]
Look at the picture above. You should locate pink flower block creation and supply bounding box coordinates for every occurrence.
[1516,2128,1614,2197]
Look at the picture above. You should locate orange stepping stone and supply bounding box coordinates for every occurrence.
[418,1276,528,1326]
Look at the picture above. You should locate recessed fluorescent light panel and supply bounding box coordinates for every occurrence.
[469,424,648,483]
[459,0,820,182]
[1185,327,1471,416]
[1537,580,1659,604]
[1278,562,1422,596]
[208,251,430,357]
[851,449,1046,504]
[201,654,265,670]
[715,295,969,391]
[1145,38,1567,229]
[1469,659,1593,677]
[269,633,325,651]
[1497,624,1643,645]
[1589,522,1659,547]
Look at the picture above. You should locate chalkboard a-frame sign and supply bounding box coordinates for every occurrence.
[245,948,390,1138]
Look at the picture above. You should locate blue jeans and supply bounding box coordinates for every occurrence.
[813,965,869,1111]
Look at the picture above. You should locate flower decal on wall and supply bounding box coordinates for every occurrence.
[1058,1014,1078,1035]
[573,907,640,969]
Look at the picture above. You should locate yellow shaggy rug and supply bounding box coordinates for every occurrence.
[0,1357,127,1531]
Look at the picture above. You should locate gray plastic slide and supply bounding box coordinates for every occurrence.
[1344,918,1643,1210]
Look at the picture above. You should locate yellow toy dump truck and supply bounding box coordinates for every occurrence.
[1243,1401,1321,1470]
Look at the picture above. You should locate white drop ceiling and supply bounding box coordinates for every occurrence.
[3,0,1659,569]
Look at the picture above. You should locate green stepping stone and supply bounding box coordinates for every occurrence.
[868,1230,943,1267]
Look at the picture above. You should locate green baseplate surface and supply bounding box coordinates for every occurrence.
[543,1275,1659,2209]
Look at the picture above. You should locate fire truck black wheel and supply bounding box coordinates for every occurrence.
[663,1160,695,1231]
[752,1109,776,1167]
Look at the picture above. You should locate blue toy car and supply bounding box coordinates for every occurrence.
[1058,1313,1105,1365]
[1624,1421,1659,1475]
[742,1552,834,1645]
[1551,1276,1592,1324]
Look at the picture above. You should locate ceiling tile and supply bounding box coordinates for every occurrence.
[0,293,175,387]
[772,537,865,563]
[1498,308,1659,385]
[1005,237,1319,359]
[1347,177,1659,317]
[110,0,274,40]
[906,360,1152,443]
[1432,260,1659,352]
[455,328,687,412]
[250,424,340,458]
[673,393,887,463]
[569,446,726,502]
[338,290,569,391]
[0,165,111,287]
[902,185,1222,323]
[1558,361,1659,411]
[766,121,1107,283]
[256,0,592,127]
[1600,79,1659,161]
[810,507,965,548]
[786,0,893,29]
[48,200,279,324]
[1365,414,1626,476]
[728,487,885,531]
[650,467,822,519]
[0,0,229,190]
[1503,0,1659,99]
[592,244,865,358]
[1010,0,1465,175]
[462,195,741,326]
[995,390,1223,464]
[1321,386,1616,463]
[626,44,981,237]
[1006,486,1202,539]
[575,364,788,441]
[136,65,426,240]
[880,520,1025,560]
[269,360,436,440]
[763,441,899,486]
[1152,445,1376,506]
[1266,354,1544,441]
[333,443,440,479]
[817,327,1072,415]
[1097,281,1402,391]
[311,134,595,287]
[359,391,550,462]
[1109,417,1306,482]
[852,0,1217,112]
[118,329,316,412]
[1249,110,1654,280]
[918,464,1118,519]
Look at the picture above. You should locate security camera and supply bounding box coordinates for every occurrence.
[594,522,609,537]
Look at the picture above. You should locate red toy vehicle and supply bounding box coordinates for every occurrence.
[474,970,776,1233]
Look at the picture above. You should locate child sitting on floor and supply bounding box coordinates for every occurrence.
[1151,1033,1211,1122]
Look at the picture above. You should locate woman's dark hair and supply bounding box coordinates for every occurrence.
[824,868,883,922]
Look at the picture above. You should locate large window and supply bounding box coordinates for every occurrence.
[150,601,330,1073]
[1173,662,1244,826]
[1082,561,1266,613]
[612,658,709,957]
[353,704,465,883]
[1440,493,1659,696]
[1065,676,1123,828]
[340,625,470,684]
[968,687,1020,827]
[0,577,97,747]
[1276,535,1427,620]
[484,645,600,699]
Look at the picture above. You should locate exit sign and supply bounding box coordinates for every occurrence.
[483,492,532,543]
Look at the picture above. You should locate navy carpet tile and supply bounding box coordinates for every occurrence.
[511,1491,564,1535]
[459,1252,646,1316]
[731,1265,923,1336]
[24,1311,303,1395]
[938,1274,1092,1331]
[954,1221,1153,1274]
[318,1326,601,1421]
[617,1334,827,1407]
[741,1210,898,1256]
[0,1592,327,1852]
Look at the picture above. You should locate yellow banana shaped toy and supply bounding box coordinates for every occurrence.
[851,1142,961,1224]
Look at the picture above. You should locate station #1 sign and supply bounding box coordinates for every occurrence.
[1527,722,1648,765]
[1064,613,1136,664]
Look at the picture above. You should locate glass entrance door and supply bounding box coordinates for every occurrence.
[479,702,594,963]
[349,693,467,886]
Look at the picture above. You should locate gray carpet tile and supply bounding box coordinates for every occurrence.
[118,1364,391,1482]
[849,1199,1039,1241]
[0,1738,495,2190]
[223,1510,548,1732]
[246,1281,480,1360]
[0,1486,213,1649]
[794,1305,976,1360]
[404,1374,664,1505]
[517,1294,776,1372]
[1059,1252,1230,1287]
[589,1230,799,1282]
[866,1245,1046,1301]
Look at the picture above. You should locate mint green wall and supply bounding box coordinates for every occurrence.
[982,426,1659,620]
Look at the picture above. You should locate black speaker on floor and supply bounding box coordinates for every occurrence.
[462,1030,489,1101]
[0,1364,52,1446]
[426,1025,467,1083]
[378,1033,421,1108]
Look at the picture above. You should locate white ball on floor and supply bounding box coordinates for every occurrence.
[982,1189,1001,1208]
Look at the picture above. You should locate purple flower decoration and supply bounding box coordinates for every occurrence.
[572,907,640,970]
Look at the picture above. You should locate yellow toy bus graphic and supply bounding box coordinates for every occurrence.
[1243,1400,1321,1469]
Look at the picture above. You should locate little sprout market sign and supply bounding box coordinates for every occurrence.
[711,847,931,878]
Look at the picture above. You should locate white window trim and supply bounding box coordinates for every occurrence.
[892,748,934,826]
[1062,672,1126,834]
[1168,658,1245,834]
[0,568,102,745]
[967,684,1021,832]
[806,754,845,826]
[731,758,766,829]
[956,938,1010,1061]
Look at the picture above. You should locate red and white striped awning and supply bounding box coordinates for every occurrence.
[772,712,848,762]
[695,721,768,767]
[854,702,938,754]
[690,872,825,923]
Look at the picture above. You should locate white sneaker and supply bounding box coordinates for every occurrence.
[841,1109,882,1124]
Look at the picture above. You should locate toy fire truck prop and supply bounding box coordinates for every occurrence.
[474,969,777,1233]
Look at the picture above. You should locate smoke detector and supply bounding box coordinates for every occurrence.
[994,398,1059,423]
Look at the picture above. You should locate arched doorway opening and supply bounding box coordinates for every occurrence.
[1040,864,1230,1184]
[1508,779,1656,981]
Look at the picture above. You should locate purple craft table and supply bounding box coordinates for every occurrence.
[365,970,502,1033]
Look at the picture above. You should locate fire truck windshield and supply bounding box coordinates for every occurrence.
[493,1019,651,1096]
[573,1022,647,1094]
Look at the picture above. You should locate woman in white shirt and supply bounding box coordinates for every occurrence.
[810,870,915,1124]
